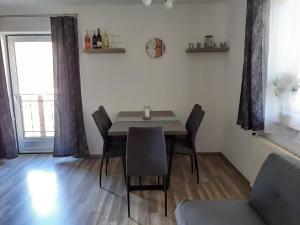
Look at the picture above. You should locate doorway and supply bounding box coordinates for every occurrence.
[7,35,54,153]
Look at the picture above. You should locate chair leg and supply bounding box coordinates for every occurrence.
[139,176,142,185]
[157,176,160,184]
[164,176,167,217]
[166,138,175,190]
[105,157,109,176]
[194,153,199,184]
[99,155,105,188]
[190,155,194,173]
[127,176,131,218]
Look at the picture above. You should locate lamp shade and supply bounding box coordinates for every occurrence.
[164,0,174,9]
[143,0,152,6]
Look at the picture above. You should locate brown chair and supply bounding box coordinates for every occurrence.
[168,104,205,184]
[92,108,126,188]
[126,127,168,217]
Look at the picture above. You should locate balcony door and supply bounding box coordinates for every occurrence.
[7,35,55,153]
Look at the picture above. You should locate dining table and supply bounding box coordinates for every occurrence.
[108,110,187,189]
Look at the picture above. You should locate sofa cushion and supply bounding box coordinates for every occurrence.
[250,153,300,225]
[175,200,266,225]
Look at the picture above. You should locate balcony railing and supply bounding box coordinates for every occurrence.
[20,94,55,138]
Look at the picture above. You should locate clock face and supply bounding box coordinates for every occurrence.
[145,38,166,58]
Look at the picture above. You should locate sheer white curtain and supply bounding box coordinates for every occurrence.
[265,0,300,142]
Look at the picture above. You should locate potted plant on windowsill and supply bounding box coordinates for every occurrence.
[272,74,300,126]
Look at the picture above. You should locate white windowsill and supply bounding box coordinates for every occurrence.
[278,113,300,131]
[257,134,300,159]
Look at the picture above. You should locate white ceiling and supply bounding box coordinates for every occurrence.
[0,0,227,8]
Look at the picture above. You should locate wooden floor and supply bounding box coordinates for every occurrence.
[0,154,250,225]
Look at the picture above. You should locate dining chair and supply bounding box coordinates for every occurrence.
[168,104,205,184]
[98,105,112,128]
[98,105,126,142]
[126,127,168,218]
[92,109,126,188]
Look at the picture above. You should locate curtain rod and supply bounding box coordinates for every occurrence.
[0,13,79,18]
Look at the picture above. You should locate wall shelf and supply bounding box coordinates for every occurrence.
[186,48,229,53]
[84,48,126,54]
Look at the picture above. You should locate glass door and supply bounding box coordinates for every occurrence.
[7,35,54,153]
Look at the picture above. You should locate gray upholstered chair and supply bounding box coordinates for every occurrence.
[175,153,300,225]
[92,108,126,188]
[126,127,168,217]
[168,104,205,184]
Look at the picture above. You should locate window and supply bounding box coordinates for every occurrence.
[264,0,300,138]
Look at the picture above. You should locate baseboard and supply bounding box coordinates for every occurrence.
[219,153,251,187]
[197,152,222,156]
[87,154,101,159]
[197,152,250,187]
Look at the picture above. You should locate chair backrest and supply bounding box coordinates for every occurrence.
[185,104,205,148]
[250,153,300,225]
[98,105,112,128]
[126,127,168,177]
[92,109,111,143]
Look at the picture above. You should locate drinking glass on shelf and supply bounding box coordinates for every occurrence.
[204,35,214,48]
[110,34,123,48]
[110,34,116,48]
[143,106,151,120]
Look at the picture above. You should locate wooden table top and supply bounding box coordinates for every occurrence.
[108,111,187,136]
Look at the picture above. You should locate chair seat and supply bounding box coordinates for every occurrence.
[166,138,193,155]
[175,200,266,225]
[105,142,126,157]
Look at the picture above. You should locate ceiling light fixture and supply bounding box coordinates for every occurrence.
[164,0,175,9]
[142,0,175,9]
[143,0,152,6]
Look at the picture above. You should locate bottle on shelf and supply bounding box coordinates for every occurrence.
[96,28,102,48]
[102,29,109,49]
[84,30,91,49]
[92,31,97,49]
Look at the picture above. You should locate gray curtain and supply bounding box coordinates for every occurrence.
[51,16,89,157]
[0,41,18,159]
[237,0,264,131]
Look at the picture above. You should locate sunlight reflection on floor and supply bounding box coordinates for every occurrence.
[27,170,58,217]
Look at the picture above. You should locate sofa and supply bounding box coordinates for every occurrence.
[175,153,300,225]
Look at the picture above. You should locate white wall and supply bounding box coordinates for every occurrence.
[222,0,258,185]
[0,3,229,155]
[0,17,50,32]
[1,1,299,185]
